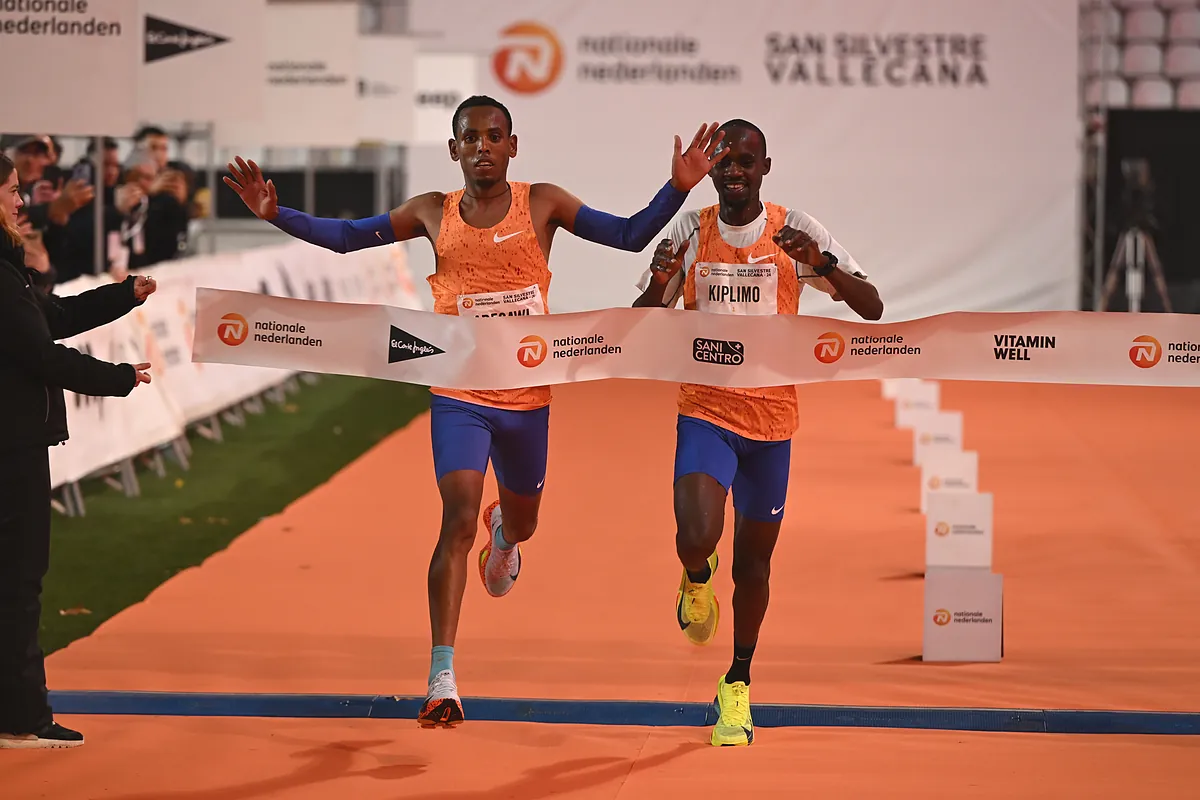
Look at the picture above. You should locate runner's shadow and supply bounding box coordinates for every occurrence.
[878,655,923,665]
[399,740,702,800]
[877,655,976,667]
[103,738,425,800]
[879,571,924,581]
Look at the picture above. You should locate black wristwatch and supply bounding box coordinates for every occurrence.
[812,251,838,277]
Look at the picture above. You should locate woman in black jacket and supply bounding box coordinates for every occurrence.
[0,153,155,749]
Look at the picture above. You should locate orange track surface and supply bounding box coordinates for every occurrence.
[6,379,1200,796]
[7,716,1199,799]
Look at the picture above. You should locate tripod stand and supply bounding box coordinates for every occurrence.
[1100,226,1172,313]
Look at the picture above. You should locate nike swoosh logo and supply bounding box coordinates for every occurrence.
[536,479,544,489]
[748,254,774,263]
[494,231,522,243]
[771,506,784,515]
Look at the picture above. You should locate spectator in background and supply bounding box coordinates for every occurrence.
[2,129,196,286]
[135,123,205,230]
[21,159,94,283]
[0,152,155,750]
[55,139,138,282]
[6,136,57,201]
[16,212,55,293]
[167,160,204,219]
[120,148,190,270]
[134,125,171,174]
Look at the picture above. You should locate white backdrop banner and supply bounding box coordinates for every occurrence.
[414,53,479,145]
[404,0,1079,321]
[45,240,420,489]
[191,288,1200,390]
[139,0,266,128]
[358,34,416,143]
[0,0,140,135]
[216,0,360,147]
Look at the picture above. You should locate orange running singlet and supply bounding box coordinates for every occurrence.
[428,182,553,410]
[678,202,800,441]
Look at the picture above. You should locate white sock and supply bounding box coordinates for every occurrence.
[493,519,515,552]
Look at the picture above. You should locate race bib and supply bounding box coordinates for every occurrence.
[457,284,545,318]
[694,263,779,316]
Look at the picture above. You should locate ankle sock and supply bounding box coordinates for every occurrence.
[686,562,712,585]
[429,645,454,684]
[493,520,515,552]
[725,641,756,685]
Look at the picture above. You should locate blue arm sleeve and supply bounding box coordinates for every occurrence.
[268,207,396,254]
[572,180,688,252]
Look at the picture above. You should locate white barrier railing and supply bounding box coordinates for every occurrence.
[47,240,420,492]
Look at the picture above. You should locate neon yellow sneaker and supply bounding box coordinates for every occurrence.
[676,552,719,646]
[710,675,754,746]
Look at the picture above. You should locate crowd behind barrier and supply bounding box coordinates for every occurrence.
[46,240,421,496]
[3,129,205,290]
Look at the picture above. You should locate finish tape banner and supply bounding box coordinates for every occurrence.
[192,289,1200,389]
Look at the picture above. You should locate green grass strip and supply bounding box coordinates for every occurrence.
[41,376,430,655]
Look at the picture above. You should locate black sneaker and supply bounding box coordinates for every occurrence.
[0,722,85,749]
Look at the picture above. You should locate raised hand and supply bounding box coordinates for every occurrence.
[648,238,689,286]
[671,122,729,191]
[772,225,825,269]
[47,178,94,225]
[19,219,50,274]
[114,183,146,215]
[223,157,279,221]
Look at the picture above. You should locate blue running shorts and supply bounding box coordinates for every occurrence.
[429,394,549,496]
[673,415,791,523]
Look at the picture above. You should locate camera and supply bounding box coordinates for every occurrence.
[1119,157,1156,230]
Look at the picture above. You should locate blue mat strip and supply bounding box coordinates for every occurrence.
[46,691,1200,735]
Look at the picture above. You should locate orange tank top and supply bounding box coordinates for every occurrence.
[428,182,553,410]
[677,202,800,441]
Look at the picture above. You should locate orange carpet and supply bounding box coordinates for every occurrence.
[5,379,1199,796]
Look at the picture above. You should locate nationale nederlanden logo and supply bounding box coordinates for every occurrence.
[935,522,950,537]
[933,608,952,626]
[218,313,249,346]
[517,334,548,368]
[493,22,563,94]
[1129,335,1162,369]
[814,331,845,364]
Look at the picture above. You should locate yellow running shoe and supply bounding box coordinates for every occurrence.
[710,675,754,746]
[675,552,719,646]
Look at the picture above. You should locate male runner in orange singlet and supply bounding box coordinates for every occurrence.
[632,119,884,747]
[224,96,728,728]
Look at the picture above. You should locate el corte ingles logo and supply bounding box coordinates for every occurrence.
[145,16,229,64]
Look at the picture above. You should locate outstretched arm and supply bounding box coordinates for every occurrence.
[534,122,729,253]
[224,157,434,254]
[536,180,688,253]
[266,207,397,254]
